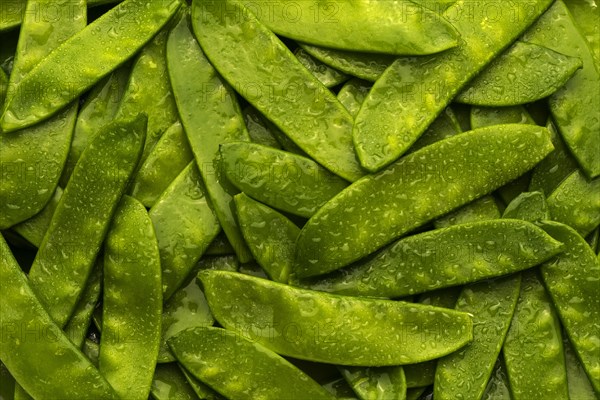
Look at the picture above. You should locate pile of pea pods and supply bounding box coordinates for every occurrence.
[0,0,599,399]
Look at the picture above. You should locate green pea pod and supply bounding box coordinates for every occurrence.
[565,0,600,66]
[456,42,582,106]
[337,79,372,118]
[339,366,407,400]
[151,363,200,400]
[179,366,223,400]
[12,187,62,247]
[0,0,26,31]
[502,191,550,222]
[434,195,500,229]
[191,0,365,182]
[0,234,119,400]
[234,193,299,283]
[564,334,597,400]
[304,219,562,298]
[524,0,600,178]
[503,270,569,400]
[407,107,462,154]
[539,221,600,393]
[82,339,100,367]
[221,142,349,218]
[0,0,182,132]
[169,326,334,400]
[295,124,555,277]
[353,0,553,172]
[199,271,473,366]
[295,48,349,88]
[150,162,221,301]
[243,106,282,149]
[547,170,600,237]
[27,115,146,327]
[435,275,522,400]
[470,106,536,129]
[481,360,512,400]
[130,121,194,208]
[167,13,252,263]
[0,363,15,400]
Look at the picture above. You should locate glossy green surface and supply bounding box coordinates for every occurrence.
[407,107,462,154]
[502,191,549,222]
[200,271,473,366]
[481,359,512,400]
[151,363,200,400]
[565,0,600,66]
[339,366,406,400]
[456,42,582,106]
[0,0,181,132]
[304,220,562,298]
[27,115,145,327]
[167,13,252,263]
[434,195,500,229]
[470,106,536,129]
[150,162,221,301]
[295,48,348,88]
[564,334,597,400]
[179,366,223,400]
[353,0,553,171]
[12,187,62,247]
[192,0,365,182]
[295,125,555,277]
[242,106,282,149]
[0,234,119,400]
[337,79,372,118]
[221,142,349,218]
[0,0,26,31]
[169,327,334,400]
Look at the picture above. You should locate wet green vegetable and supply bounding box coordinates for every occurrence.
[295,48,349,88]
[502,191,550,222]
[63,263,102,348]
[339,366,407,400]
[470,106,536,129]
[12,187,62,247]
[337,79,372,118]
[150,363,199,400]
[481,360,512,400]
[563,334,597,400]
[434,195,500,229]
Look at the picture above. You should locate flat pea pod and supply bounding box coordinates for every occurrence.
[353,0,553,172]
[434,195,500,229]
[221,142,349,218]
[564,334,597,400]
[295,48,349,88]
[565,0,600,66]
[455,42,582,106]
[130,121,194,208]
[167,13,252,263]
[303,219,562,298]
[151,363,200,400]
[191,0,365,182]
[12,187,62,247]
[337,79,372,118]
[99,196,162,400]
[481,360,512,400]
[169,326,335,400]
[523,0,600,178]
[242,106,282,149]
[546,170,600,237]
[470,106,536,129]
[0,0,26,31]
[539,221,600,392]
[503,270,569,400]
[179,366,223,400]
[407,107,462,154]
[295,124,555,277]
[235,193,298,283]
[339,366,407,400]
[0,0,182,132]
[27,115,146,327]
[150,162,221,301]
[502,191,549,222]
[199,270,474,366]
[0,234,119,400]
[0,362,15,400]
[435,274,522,400]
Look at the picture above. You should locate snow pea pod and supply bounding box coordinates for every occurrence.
[27,115,146,327]
[151,363,200,400]
[481,360,512,400]
[406,107,462,154]
[434,195,500,229]
[0,0,26,31]
[295,124,555,277]
[337,79,372,118]
[303,219,562,298]
[63,262,102,347]
[234,193,299,283]
[221,142,349,218]
[565,0,600,66]
[130,121,193,208]
[179,366,223,400]
[523,0,600,178]
[539,221,600,393]
[353,0,553,171]
[243,106,282,149]
[169,326,334,400]
[456,42,582,106]
[470,106,536,129]
[339,366,406,400]
[502,191,549,222]
[167,13,252,263]
[547,170,600,237]
[150,162,221,301]
[503,270,569,400]
[0,0,182,132]
[12,187,62,247]
[435,274,521,400]
[199,271,473,366]
[0,363,15,400]
[191,0,365,182]
[0,234,119,400]
[564,334,597,400]
[295,48,349,88]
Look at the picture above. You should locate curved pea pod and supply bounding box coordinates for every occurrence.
[295,48,349,88]
[0,0,182,132]
[295,124,555,277]
[564,334,597,400]
[27,115,146,327]
[235,193,298,283]
[502,191,549,222]
[191,0,365,182]
[503,270,569,400]
[547,170,600,236]
[470,106,536,129]
[339,366,406,400]
[150,162,221,301]
[12,187,62,247]
[353,0,553,172]
[151,363,200,400]
[0,0,25,31]
[435,195,500,229]
[99,196,162,400]
[130,121,194,208]
[304,220,562,298]
[587,228,600,252]
[179,366,223,400]
[482,360,512,400]
[565,0,600,66]
[456,42,582,106]
[407,107,462,154]
[221,142,349,218]
[435,275,521,400]
[539,221,600,393]
[199,271,473,366]
[337,79,372,118]
[524,0,600,179]
[243,107,282,149]
[169,327,334,400]
[168,13,252,263]
[0,234,119,400]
